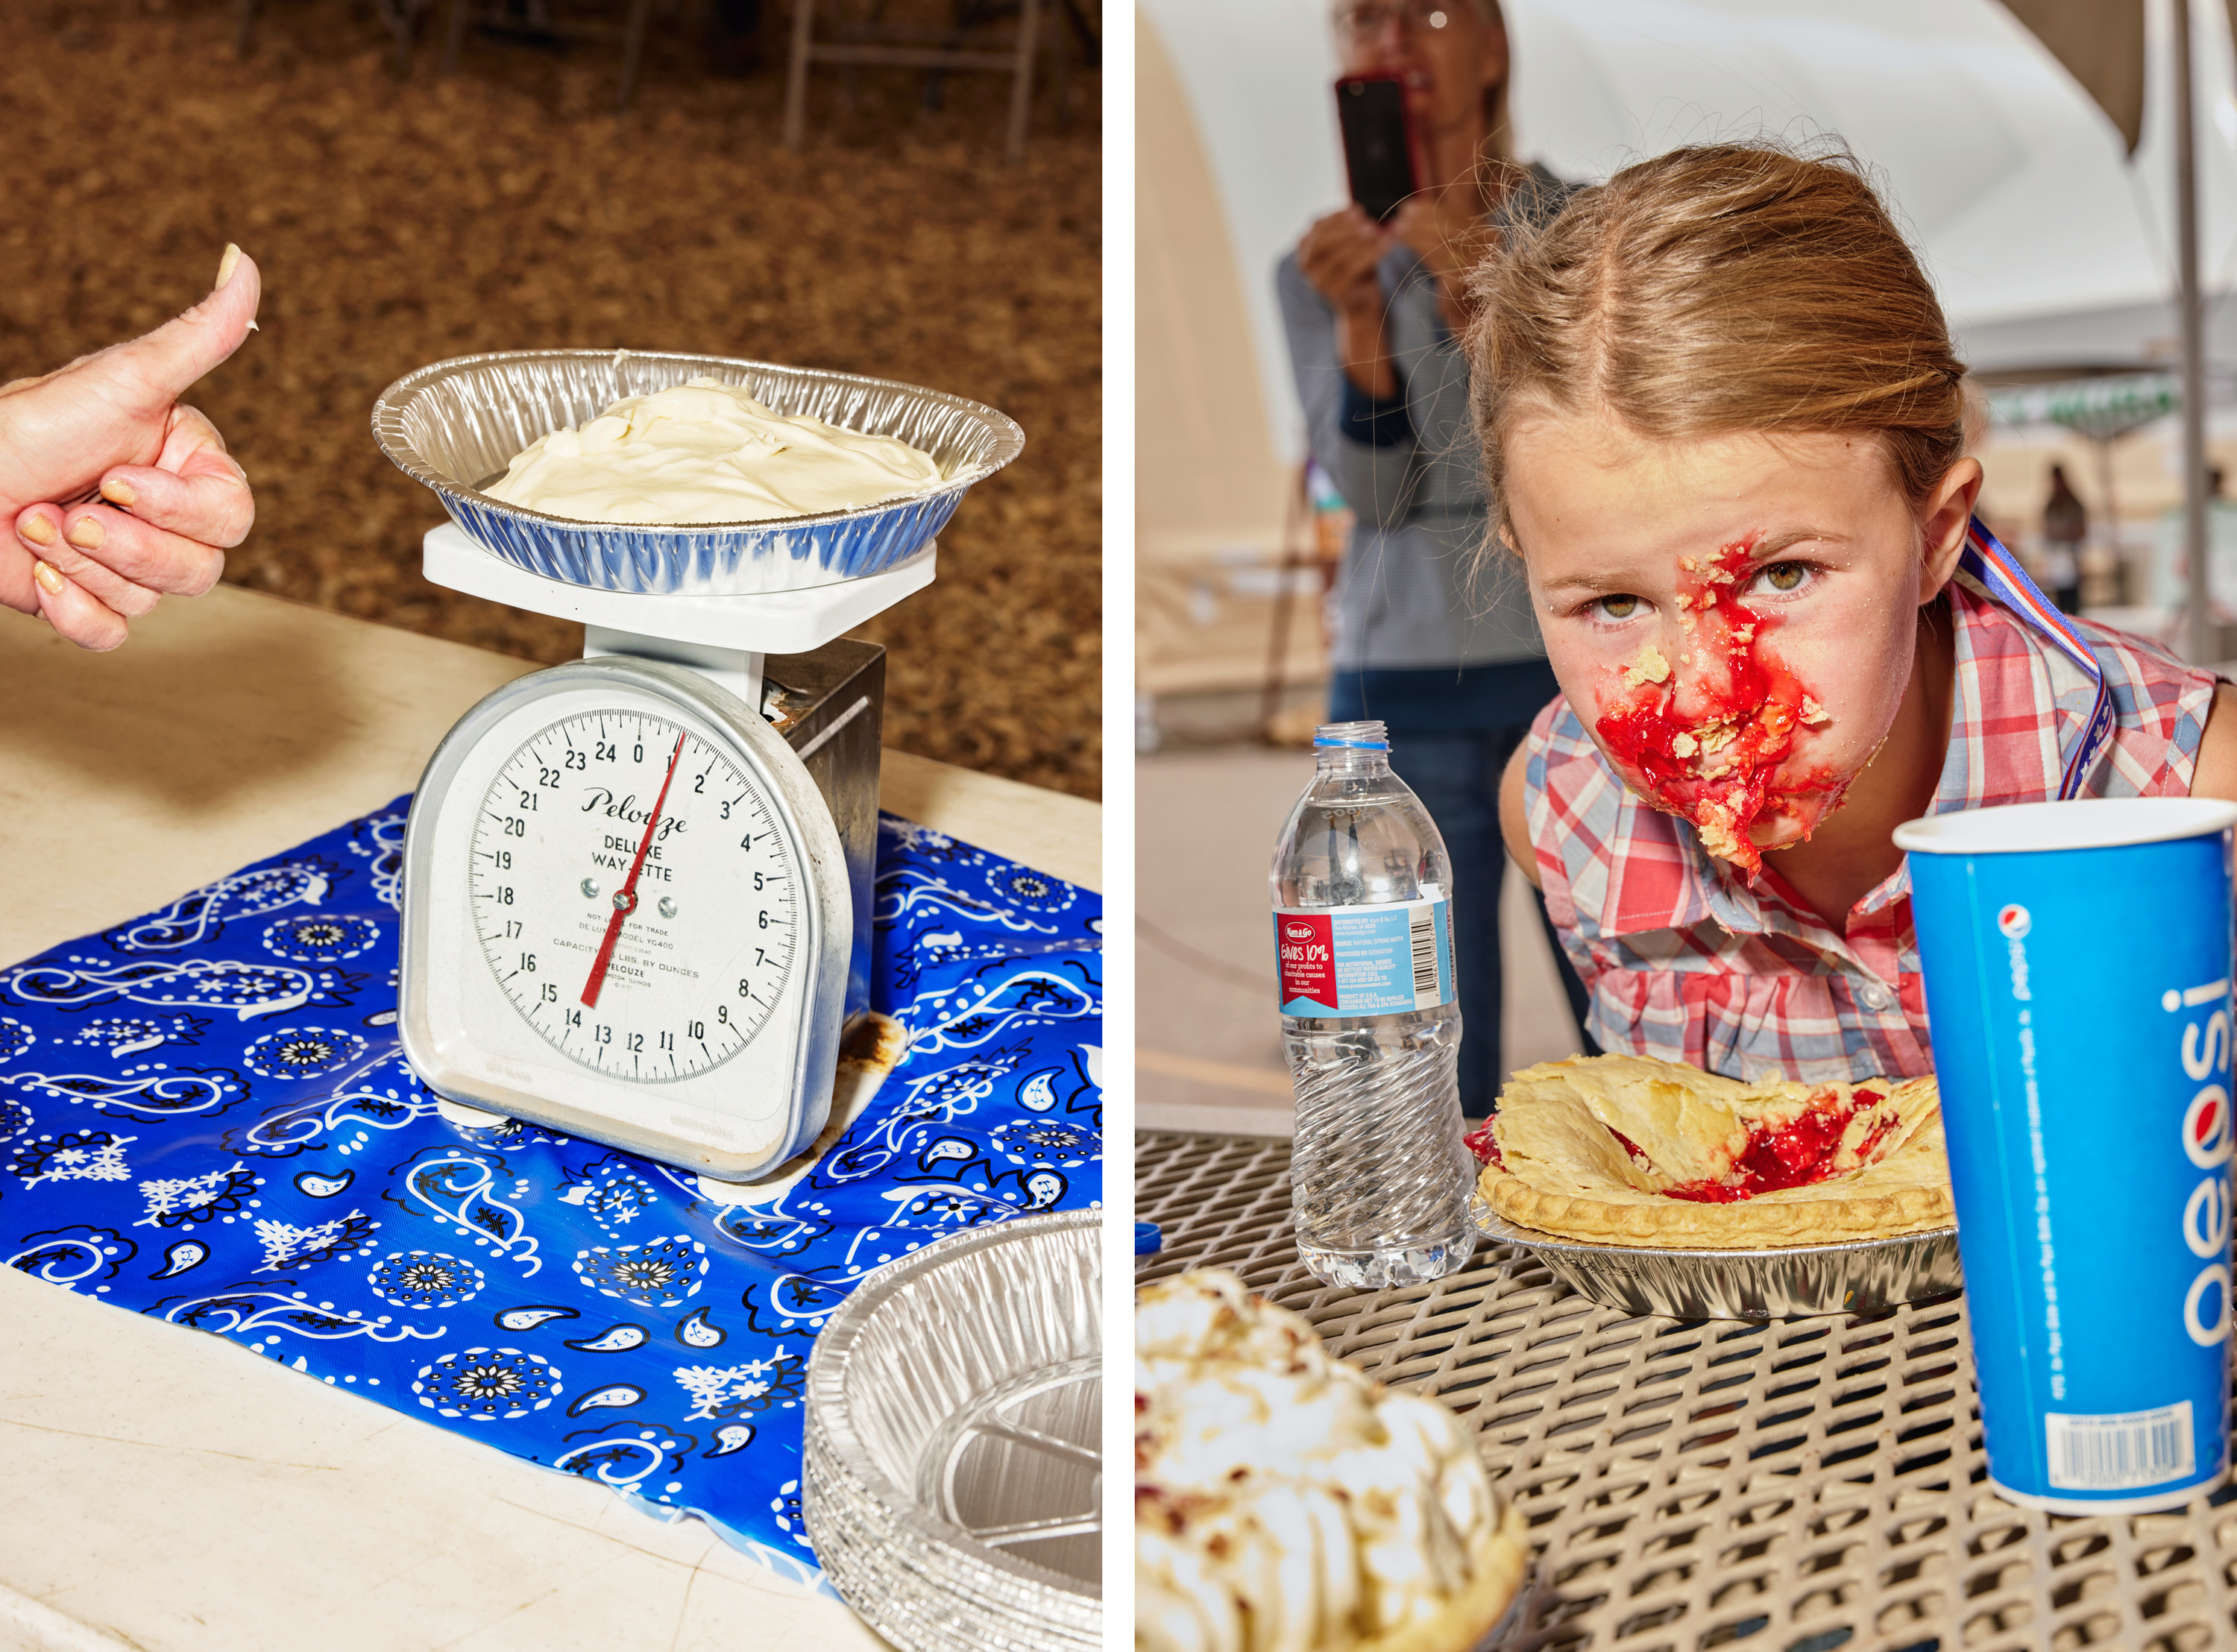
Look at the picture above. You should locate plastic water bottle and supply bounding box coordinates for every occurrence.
[1271,720,1475,1288]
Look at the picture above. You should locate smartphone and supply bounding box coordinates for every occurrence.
[1335,73,1419,223]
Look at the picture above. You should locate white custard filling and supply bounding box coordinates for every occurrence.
[1135,1270,1500,1652]
[483,376,946,524]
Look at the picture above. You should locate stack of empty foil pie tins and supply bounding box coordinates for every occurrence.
[370,349,1025,595]
[804,1209,1100,1652]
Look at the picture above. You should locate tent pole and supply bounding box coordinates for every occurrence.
[2096,435,2122,602]
[2177,0,2214,663]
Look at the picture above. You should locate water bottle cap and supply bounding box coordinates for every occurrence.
[1314,719,1390,751]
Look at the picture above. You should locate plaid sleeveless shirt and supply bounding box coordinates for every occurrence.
[1524,574,2219,1083]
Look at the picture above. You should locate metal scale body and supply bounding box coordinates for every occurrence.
[397,520,929,1191]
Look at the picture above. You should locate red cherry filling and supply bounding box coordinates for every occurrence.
[1464,1117,1503,1168]
[1651,1085,1893,1203]
[1475,1085,1899,1203]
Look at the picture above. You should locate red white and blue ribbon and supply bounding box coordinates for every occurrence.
[1960,516,2115,800]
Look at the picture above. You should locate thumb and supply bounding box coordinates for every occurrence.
[96,245,262,409]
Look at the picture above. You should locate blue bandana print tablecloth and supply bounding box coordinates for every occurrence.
[0,796,1101,1584]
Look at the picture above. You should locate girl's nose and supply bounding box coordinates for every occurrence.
[1663,620,1740,723]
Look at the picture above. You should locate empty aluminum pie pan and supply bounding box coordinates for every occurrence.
[804,1208,1099,1652]
[369,348,1025,596]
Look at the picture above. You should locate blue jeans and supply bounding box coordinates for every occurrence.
[1332,661,1598,1115]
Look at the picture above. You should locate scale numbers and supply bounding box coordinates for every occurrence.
[468,711,799,1080]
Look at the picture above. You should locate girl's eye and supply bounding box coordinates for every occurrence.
[1752,562,1812,595]
[1591,593,1640,621]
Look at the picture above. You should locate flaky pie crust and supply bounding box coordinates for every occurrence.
[1353,1500,1529,1652]
[1476,1054,1952,1249]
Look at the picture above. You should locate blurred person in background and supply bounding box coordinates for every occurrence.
[2040,462,2085,614]
[0,246,260,652]
[1278,0,1590,1117]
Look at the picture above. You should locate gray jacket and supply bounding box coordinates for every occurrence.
[1277,166,1575,672]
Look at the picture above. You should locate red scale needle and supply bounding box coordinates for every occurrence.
[580,730,688,1011]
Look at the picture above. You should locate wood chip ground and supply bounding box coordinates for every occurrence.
[1,0,1102,798]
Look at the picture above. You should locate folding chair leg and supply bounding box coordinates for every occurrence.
[386,0,418,77]
[784,0,817,149]
[1004,0,1040,164]
[442,0,471,76]
[1051,0,1069,127]
[618,0,653,108]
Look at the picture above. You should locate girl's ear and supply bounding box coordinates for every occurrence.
[1919,458,1984,603]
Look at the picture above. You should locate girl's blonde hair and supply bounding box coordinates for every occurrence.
[1464,143,1966,544]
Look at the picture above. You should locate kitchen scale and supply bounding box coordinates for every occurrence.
[375,350,1022,1197]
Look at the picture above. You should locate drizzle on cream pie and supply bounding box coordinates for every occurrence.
[1134,1270,1527,1652]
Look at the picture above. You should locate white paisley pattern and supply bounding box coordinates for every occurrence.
[0,800,1100,1580]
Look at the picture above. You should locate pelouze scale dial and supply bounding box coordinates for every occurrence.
[372,350,1022,1197]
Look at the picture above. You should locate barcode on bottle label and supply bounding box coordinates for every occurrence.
[2045,1402,2195,1490]
[1409,909,1440,1000]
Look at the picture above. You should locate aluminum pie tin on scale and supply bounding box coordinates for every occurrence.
[804,1208,1099,1652]
[371,349,1025,595]
[1471,1193,1962,1321]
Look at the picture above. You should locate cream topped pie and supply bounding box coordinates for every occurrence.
[485,376,946,524]
[1135,1270,1527,1652]
[1468,1054,1951,1248]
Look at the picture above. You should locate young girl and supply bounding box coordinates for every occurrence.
[1469,144,2237,1085]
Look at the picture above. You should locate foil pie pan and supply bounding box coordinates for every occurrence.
[803,1208,1099,1652]
[1471,1193,1961,1321]
[371,349,1024,595]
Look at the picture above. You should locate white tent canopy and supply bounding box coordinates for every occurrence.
[1139,0,2237,467]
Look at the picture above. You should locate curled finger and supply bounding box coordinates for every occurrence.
[0,537,46,618]
[2,506,134,616]
[30,558,130,652]
[54,501,224,597]
[34,522,165,620]
[104,407,255,549]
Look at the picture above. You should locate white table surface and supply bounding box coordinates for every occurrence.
[0,582,1100,1652]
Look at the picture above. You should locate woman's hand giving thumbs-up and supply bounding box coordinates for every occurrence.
[1,245,262,650]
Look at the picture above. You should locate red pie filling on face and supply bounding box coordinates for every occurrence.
[1592,538,1843,880]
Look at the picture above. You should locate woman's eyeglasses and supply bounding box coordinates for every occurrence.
[1335,1,1456,38]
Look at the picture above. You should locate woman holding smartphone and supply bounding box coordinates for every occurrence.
[1278,0,1583,1115]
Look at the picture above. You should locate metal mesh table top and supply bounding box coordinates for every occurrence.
[1136,1130,2237,1652]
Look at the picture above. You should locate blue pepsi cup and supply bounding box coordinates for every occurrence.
[1895,797,2237,1513]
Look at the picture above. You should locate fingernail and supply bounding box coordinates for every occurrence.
[100,477,136,508]
[66,517,104,550]
[20,515,55,546]
[216,242,242,289]
[32,561,63,596]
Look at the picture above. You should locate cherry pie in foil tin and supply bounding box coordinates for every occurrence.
[371,348,1023,596]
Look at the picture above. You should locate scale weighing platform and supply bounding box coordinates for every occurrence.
[398,520,931,1194]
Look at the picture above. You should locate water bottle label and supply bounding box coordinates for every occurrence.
[1275,897,1453,1018]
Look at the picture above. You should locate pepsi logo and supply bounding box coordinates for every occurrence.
[2186,1084,2235,1171]
[1996,904,2032,939]
[1284,922,1314,941]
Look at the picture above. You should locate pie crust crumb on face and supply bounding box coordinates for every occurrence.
[1470,1054,1951,1249]
[1135,1270,1529,1652]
